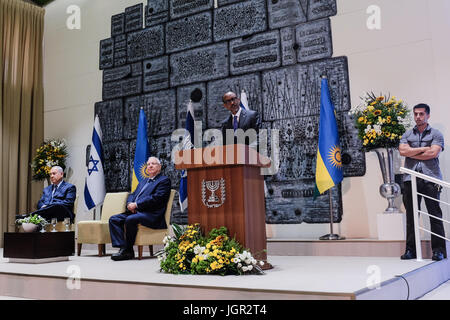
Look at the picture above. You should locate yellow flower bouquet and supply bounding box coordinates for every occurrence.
[31,138,67,181]
[351,93,412,151]
[158,223,264,275]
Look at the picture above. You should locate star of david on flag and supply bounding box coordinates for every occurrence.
[84,115,106,210]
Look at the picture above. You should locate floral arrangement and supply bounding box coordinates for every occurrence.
[31,139,67,181]
[158,223,265,275]
[351,93,412,151]
[15,214,47,227]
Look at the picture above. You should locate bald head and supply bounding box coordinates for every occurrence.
[222,91,240,114]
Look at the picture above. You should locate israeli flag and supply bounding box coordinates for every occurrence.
[240,89,250,110]
[179,100,195,212]
[84,115,106,210]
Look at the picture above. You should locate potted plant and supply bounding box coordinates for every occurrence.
[16,214,48,233]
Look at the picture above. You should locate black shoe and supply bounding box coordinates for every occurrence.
[111,248,134,261]
[111,248,126,258]
[401,250,416,260]
[432,251,445,261]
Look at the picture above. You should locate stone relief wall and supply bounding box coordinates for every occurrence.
[96,0,366,225]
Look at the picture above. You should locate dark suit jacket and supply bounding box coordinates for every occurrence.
[221,108,262,146]
[127,174,171,229]
[37,181,76,212]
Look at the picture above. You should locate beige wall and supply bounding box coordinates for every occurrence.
[43,0,450,239]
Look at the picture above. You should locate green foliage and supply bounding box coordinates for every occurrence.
[16,214,47,227]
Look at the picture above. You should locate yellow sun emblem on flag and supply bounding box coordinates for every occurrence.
[139,163,151,179]
[328,145,343,169]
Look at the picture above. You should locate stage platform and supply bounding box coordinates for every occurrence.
[1,239,449,300]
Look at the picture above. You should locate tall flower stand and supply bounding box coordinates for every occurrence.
[374,148,405,240]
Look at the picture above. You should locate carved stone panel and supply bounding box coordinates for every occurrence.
[262,56,350,121]
[268,0,337,29]
[111,13,125,36]
[268,0,307,29]
[131,62,143,77]
[177,83,207,130]
[94,99,123,143]
[103,141,130,192]
[213,0,267,42]
[170,0,213,19]
[265,180,342,224]
[271,117,318,181]
[166,11,212,53]
[143,56,169,92]
[103,65,131,83]
[145,0,169,27]
[123,90,177,139]
[127,26,165,63]
[170,43,229,87]
[280,26,297,66]
[99,38,114,70]
[336,112,366,177]
[125,3,143,33]
[230,30,281,75]
[308,0,337,21]
[144,90,177,137]
[296,18,332,63]
[102,76,142,100]
[268,112,365,183]
[114,34,127,67]
[207,73,262,129]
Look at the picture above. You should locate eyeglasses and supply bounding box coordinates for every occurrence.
[224,96,238,104]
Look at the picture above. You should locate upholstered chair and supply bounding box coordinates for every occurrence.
[134,189,175,260]
[77,192,128,256]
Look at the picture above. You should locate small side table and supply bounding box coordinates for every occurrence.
[3,231,75,263]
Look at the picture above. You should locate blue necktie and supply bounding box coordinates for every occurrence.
[136,179,152,201]
[51,185,58,202]
[233,116,238,131]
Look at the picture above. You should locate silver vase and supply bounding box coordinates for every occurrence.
[374,148,402,214]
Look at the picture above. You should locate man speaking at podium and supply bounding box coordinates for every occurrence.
[220,91,261,147]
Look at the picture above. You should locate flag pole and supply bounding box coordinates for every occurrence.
[319,187,345,240]
[318,74,345,241]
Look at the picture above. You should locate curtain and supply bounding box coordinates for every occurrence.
[0,0,45,246]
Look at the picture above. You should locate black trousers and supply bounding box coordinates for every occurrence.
[32,204,74,222]
[403,180,446,255]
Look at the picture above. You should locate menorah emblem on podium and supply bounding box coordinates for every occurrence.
[201,178,226,208]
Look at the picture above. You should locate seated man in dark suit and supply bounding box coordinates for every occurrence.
[109,156,171,261]
[34,166,77,222]
[220,91,262,147]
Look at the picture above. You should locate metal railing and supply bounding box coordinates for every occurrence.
[399,167,450,261]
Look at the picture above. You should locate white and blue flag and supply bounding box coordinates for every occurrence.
[179,100,195,212]
[84,115,106,210]
[240,89,249,110]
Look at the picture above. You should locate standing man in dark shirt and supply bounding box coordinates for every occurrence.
[399,103,446,261]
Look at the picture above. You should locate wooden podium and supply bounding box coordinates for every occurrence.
[175,144,271,267]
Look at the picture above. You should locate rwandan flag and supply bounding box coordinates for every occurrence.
[131,108,151,192]
[314,77,343,196]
